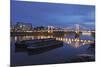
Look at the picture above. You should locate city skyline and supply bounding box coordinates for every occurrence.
[11,1,95,30]
[11,1,95,66]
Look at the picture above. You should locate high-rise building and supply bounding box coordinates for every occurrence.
[14,22,32,32]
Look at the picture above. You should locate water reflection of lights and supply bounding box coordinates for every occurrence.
[15,36,17,41]
[14,36,94,48]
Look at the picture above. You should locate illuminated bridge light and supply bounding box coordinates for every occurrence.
[81,40,83,42]
[82,43,85,45]
[15,36,17,41]
[57,38,59,40]
[77,39,80,42]
[69,39,71,41]
[71,39,74,41]
[47,36,50,38]
[48,30,50,33]
[41,36,44,39]
[66,38,68,41]
[88,40,91,43]
[61,38,63,41]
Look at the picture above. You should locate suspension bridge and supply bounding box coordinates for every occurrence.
[30,24,95,36]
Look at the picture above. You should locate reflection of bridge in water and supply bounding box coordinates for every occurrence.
[14,35,94,48]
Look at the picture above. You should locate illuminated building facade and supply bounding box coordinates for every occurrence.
[14,22,32,32]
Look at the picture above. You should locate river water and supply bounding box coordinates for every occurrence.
[11,34,95,66]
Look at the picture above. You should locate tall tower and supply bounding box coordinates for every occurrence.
[75,24,80,38]
[75,24,80,34]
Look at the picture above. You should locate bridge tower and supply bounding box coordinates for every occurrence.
[75,24,80,33]
[47,26,53,33]
[75,24,80,38]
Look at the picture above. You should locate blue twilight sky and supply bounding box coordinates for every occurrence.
[11,1,95,29]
